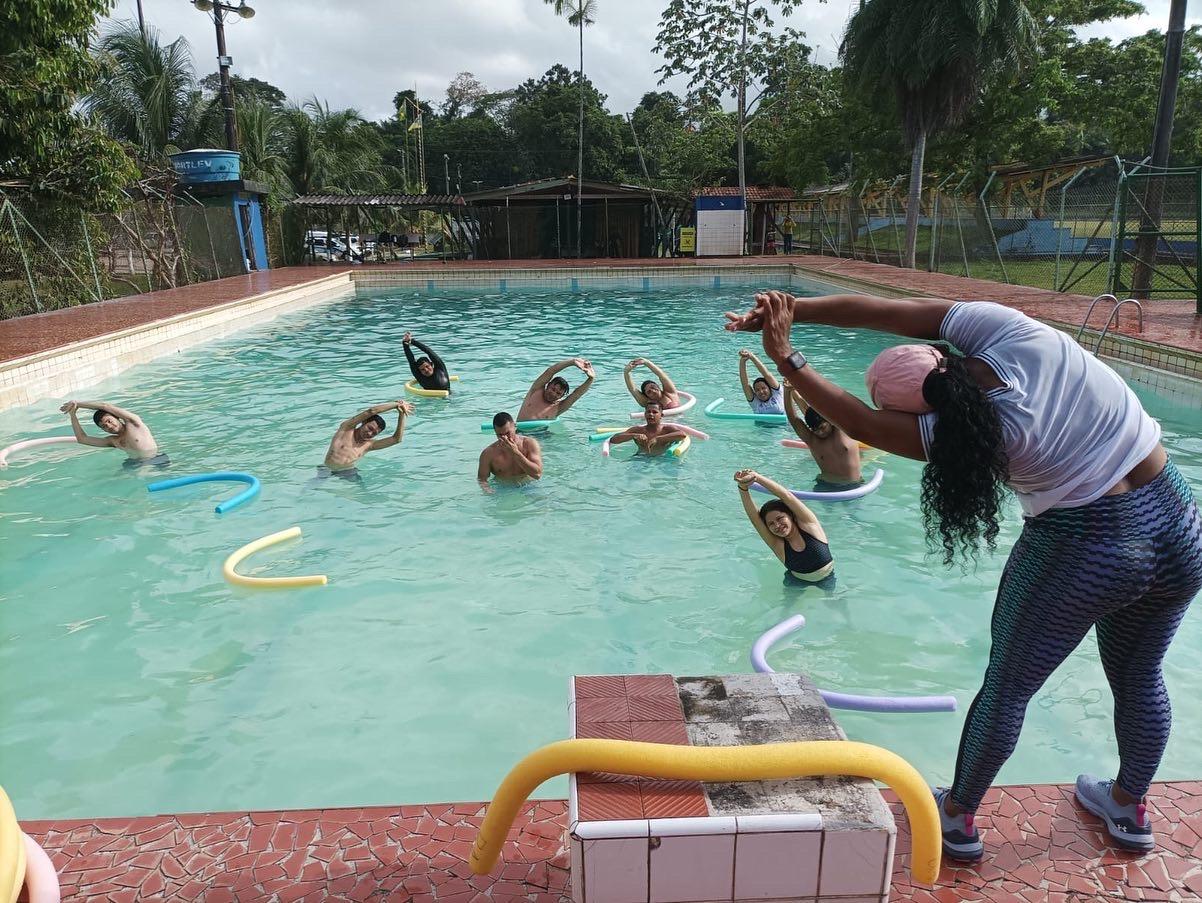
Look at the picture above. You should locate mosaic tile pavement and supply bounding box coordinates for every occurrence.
[20,779,1202,901]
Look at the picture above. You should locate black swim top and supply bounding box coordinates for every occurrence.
[782,528,833,575]
[404,338,451,391]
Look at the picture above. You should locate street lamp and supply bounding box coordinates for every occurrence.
[443,154,450,195]
[190,0,256,152]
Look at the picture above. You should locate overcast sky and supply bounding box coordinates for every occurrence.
[106,0,1201,122]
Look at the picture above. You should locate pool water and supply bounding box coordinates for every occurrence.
[2,285,1201,820]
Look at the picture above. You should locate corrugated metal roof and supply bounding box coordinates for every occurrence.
[293,194,465,207]
[694,186,796,201]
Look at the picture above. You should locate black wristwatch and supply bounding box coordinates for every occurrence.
[779,350,808,374]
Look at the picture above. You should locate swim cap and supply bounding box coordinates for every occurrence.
[865,345,943,414]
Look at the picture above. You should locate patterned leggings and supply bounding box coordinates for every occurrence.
[951,460,1202,811]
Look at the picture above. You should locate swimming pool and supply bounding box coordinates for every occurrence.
[2,284,1200,819]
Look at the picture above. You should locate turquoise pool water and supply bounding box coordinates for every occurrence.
[2,285,1201,820]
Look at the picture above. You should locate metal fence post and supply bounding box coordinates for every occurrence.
[80,211,105,302]
[928,173,955,273]
[5,200,41,312]
[1053,166,1088,292]
[950,173,972,277]
[979,172,1010,284]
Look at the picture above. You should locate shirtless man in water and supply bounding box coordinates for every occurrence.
[477,412,543,491]
[783,388,862,488]
[322,400,413,477]
[516,358,595,421]
[608,402,687,457]
[61,400,164,464]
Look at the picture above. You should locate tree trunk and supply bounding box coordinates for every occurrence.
[903,131,927,269]
[737,0,749,256]
[577,19,585,259]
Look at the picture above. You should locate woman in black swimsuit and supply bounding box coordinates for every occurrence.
[735,469,835,584]
[403,331,451,392]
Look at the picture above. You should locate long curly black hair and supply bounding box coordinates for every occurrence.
[920,346,1010,566]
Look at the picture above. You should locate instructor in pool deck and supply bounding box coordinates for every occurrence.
[60,400,164,464]
[726,288,1202,862]
[516,358,596,421]
[323,400,413,475]
[403,331,451,392]
[478,412,543,489]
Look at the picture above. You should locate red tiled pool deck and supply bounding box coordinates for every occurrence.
[19,780,1202,901]
[2,255,1199,365]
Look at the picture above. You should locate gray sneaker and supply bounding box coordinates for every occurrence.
[1075,774,1154,852]
[933,787,984,862]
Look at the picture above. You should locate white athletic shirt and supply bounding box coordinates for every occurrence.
[918,301,1160,517]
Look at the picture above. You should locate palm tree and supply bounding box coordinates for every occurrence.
[85,21,215,158]
[547,0,597,258]
[281,99,395,196]
[236,98,289,195]
[841,0,1036,268]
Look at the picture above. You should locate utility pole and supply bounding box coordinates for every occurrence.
[456,163,462,195]
[190,1,256,153]
[136,0,146,37]
[1131,0,1187,298]
[444,154,450,195]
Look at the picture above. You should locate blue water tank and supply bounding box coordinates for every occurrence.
[169,149,241,184]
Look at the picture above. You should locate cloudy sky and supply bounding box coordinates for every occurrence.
[107,0,1200,122]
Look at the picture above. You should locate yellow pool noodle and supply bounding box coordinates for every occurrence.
[222,527,328,589]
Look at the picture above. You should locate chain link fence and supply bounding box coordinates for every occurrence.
[784,158,1198,306]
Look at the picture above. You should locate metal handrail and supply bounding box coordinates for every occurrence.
[1093,297,1144,354]
[1074,293,1118,343]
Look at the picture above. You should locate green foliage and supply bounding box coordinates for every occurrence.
[440,72,489,118]
[0,0,135,210]
[200,72,287,107]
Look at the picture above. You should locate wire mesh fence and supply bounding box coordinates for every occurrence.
[780,158,1200,307]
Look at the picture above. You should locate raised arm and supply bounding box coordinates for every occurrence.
[339,401,401,432]
[402,333,421,378]
[624,361,647,405]
[557,360,595,415]
[738,350,754,401]
[746,350,779,389]
[529,358,576,395]
[783,388,814,442]
[370,401,413,450]
[73,400,143,427]
[735,470,781,552]
[642,358,678,396]
[725,291,953,340]
[61,403,114,448]
[755,291,926,460]
[411,337,446,372]
[753,471,821,530]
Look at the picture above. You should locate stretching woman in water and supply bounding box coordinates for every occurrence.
[734,468,835,587]
[726,289,1202,861]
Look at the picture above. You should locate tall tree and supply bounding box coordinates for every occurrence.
[546,0,598,257]
[655,0,803,252]
[0,0,134,208]
[841,0,1037,267]
[201,73,288,108]
[441,72,488,118]
[85,21,216,159]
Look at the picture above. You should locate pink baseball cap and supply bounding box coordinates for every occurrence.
[865,345,944,414]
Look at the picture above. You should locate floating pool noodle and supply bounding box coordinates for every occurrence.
[20,834,58,903]
[669,434,691,457]
[0,786,26,903]
[751,468,884,502]
[629,391,697,419]
[780,438,874,451]
[222,526,327,589]
[751,615,957,714]
[0,436,78,468]
[404,375,460,398]
[703,397,787,424]
[147,472,260,514]
[479,419,557,433]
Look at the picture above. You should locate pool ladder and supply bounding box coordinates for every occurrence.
[1074,293,1143,355]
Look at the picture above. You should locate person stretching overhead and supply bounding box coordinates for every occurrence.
[608,402,688,457]
[738,348,784,414]
[403,331,452,392]
[516,358,596,421]
[322,401,413,478]
[61,400,166,466]
[783,388,862,489]
[734,468,835,586]
[478,412,543,490]
[624,357,680,410]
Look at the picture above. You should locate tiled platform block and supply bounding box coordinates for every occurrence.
[568,673,894,903]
